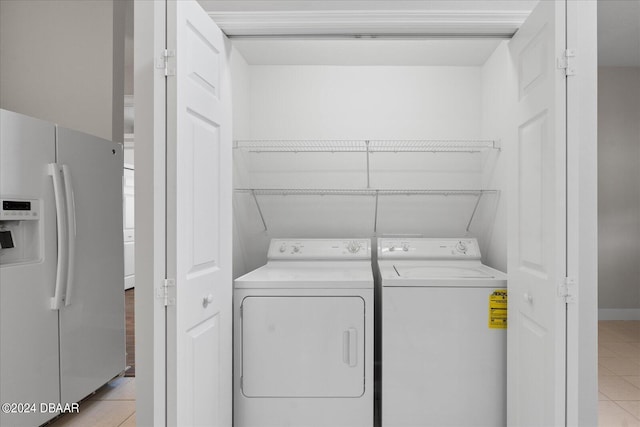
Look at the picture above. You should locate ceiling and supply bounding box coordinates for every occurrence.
[191,0,640,67]
[199,1,538,37]
[598,0,640,67]
[199,0,536,66]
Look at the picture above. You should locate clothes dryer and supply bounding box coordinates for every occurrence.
[234,239,374,427]
[378,238,507,427]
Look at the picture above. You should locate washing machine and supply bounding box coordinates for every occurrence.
[234,238,374,427]
[378,238,507,427]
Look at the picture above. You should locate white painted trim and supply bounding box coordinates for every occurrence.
[208,10,530,37]
[566,1,598,426]
[134,0,167,425]
[124,133,135,148]
[124,94,135,108]
[599,309,640,321]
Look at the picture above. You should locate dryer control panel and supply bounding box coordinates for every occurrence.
[268,239,371,260]
[378,238,481,260]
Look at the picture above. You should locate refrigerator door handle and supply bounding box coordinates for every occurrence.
[62,165,76,306]
[49,163,68,310]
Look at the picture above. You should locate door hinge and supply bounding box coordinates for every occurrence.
[156,49,175,77]
[557,49,576,76]
[239,304,243,318]
[558,277,577,304]
[240,376,243,391]
[156,278,176,306]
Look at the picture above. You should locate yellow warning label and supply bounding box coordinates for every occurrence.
[489,289,508,329]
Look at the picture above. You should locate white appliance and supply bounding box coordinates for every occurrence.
[123,165,135,290]
[0,109,125,426]
[234,238,374,427]
[378,237,507,427]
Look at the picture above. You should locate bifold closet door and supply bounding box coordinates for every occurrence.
[164,0,233,426]
[507,1,568,425]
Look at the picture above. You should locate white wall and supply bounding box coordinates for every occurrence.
[231,63,510,274]
[230,47,251,279]
[248,66,481,140]
[598,66,640,319]
[0,0,125,142]
[479,41,515,273]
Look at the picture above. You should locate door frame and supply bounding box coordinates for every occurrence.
[133,1,599,425]
[566,1,598,426]
[134,1,168,425]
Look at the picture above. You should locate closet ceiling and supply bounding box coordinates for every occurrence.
[198,0,538,37]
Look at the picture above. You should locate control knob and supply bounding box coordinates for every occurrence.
[292,245,300,253]
[402,243,410,252]
[456,241,467,253]
[279,243,287,253]
[347,241,361,253]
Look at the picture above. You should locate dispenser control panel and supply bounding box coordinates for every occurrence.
[0,199,40,220]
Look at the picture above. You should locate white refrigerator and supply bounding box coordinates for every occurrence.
[0,109,125,426]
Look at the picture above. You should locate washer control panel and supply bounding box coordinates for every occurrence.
[268,239,371,260]
[378,238,481,260]
[0,199,40,220]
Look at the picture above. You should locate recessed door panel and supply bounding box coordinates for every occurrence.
[242,296,365,398]
[507,1,567,425]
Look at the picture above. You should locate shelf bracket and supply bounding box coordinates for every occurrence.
[373,190,379,234]
[465,191,484,235]
[251,189,268,232]
[365,140,371,188]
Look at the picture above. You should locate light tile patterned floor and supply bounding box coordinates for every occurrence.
[46,377,135,427]
[599,321,640,426]
[46,321,640,426]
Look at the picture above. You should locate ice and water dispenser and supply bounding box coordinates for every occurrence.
[0,199,42,265]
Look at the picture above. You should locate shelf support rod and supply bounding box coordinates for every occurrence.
[365,140,371,188]
[373,190,379,234]
[251,189,268,232]
[465,191,483,235]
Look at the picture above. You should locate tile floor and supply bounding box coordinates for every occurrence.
[46,377,135,427]
[599,320,640,426]
[46,320,640,427]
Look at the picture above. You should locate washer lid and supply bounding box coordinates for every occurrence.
[235,261,374,289]
[378,260,507,287]
[394,265,497,279]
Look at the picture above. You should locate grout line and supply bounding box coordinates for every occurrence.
[117,411,136,427]
[610,400,640,422]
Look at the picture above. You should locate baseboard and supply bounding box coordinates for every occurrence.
[599,308,640,321]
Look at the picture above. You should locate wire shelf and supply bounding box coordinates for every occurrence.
[235,188,498,196]
[234,140,366,152]
[233,139,499,153]
[368,140,497,152]
[235,188,499,233]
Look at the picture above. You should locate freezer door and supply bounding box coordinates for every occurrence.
[241,296,365,398]
[0,109,60,426]
[56,127,125,405]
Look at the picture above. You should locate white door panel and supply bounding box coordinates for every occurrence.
[56,128,125,405]
[0,110,60,427]
[165,1,232,426]
[507,1,567,425]
[242,296,365,398]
